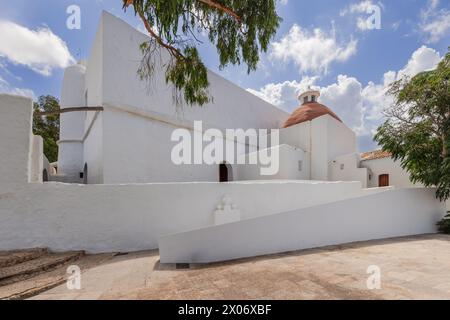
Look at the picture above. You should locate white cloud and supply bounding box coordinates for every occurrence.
[340,0,385,16]
[362,71,396,123]
[249,75,364,131]
[397,45,442,78]
[270,24,357,74]
[247,77,317,112]
[320,75,364,132]
[0,20,75,76]
[420,0,450,43]
[362,45,441,131]
[248,46,442,151]
[349,0,378,14]
[0,75,35,100]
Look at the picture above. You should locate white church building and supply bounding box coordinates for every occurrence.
[0,12,446,263]
[53,12,407,188]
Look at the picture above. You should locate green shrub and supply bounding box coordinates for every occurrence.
[437,212,450,234]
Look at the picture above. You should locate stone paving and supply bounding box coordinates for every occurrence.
[31,234,450,300]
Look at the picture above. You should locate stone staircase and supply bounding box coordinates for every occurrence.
[0,248,84,300]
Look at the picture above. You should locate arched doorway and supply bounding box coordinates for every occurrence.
[83,163,88,185]
[219,162,233,182]
[42,169,48,182]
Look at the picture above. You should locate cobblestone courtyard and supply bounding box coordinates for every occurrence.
[19,234,450,300]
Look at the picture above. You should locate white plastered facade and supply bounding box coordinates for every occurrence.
[54,12,370,186]
[0,12,446,261]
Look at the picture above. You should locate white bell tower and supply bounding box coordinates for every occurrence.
[299,87,320,105]
[57,62,87,180]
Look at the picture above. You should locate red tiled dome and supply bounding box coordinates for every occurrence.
[283,102,342,128]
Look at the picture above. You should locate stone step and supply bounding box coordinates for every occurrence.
[0,249,48,268]
[0,253,115,300]
[0,251,84,287]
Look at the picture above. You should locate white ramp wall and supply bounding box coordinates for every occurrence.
[0,180,369,254]
[159,188,445,263]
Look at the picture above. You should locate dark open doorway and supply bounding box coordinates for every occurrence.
[42,169,48,182]
[219,162,233,182]
[83,163,88,185]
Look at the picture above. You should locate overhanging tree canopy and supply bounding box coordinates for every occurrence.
[375,49,450,201]
[123,0,281,106]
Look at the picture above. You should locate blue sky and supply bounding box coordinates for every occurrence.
[0,0,449,151]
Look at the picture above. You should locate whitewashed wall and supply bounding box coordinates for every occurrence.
[361,157,416,188]
[330,153,368,188]
[0,180,372,254]
[83,112,103,184]
[278,115,358,183]
[98,11,288,130]
[360,155,449,210]
[159,188,446,263]
[310,116,357,181]
[326,116,358,161]
[0,94,446,257]
[0,95,32,186]
[101,107,259,183]
[237,145,310,181]
[77,11,291,184]
[30,135,44,183]
[85,15,103,108]
[279,122,311,152]
[80,14,105,184]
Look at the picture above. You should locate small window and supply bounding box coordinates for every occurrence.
[303,96,308,104]
[311,95,316,102]
[340,164,345,170]
[298,161,303,172]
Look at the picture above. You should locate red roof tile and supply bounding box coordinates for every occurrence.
[360,150,392,161]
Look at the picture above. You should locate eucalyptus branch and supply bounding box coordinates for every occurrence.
[197,0,242,23]
[123,0,280,106]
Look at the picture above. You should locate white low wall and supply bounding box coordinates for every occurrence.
[0,94,32,186]
[159,188,446,263]
[0,180,374,254]
[29,135,44,183]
